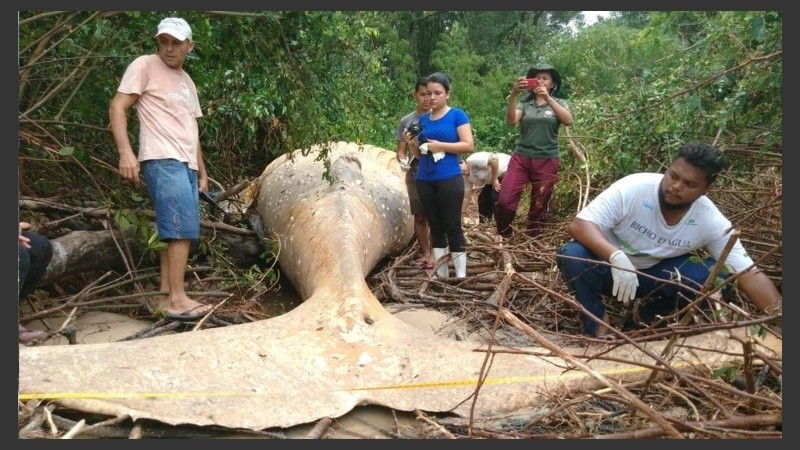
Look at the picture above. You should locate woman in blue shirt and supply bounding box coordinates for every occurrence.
[404,72,474,278]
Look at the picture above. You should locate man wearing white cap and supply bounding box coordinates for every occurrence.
[109,17,213,321]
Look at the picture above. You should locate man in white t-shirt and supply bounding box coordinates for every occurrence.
[460,151,511,224]
[556,141,781,337]
[109,17,212,321]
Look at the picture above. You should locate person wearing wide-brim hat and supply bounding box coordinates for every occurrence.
[495,63,573,238]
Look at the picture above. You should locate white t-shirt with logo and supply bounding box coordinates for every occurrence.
[464,152,511,191]
[576,172,754,273]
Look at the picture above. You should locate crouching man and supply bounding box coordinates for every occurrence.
[556,141,781,337]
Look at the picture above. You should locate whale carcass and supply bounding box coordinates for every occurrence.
[18,141,781,431]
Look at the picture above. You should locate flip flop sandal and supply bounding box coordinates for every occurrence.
[165,304,213,321]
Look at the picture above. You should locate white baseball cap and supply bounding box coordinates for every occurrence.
[155,17,192,41]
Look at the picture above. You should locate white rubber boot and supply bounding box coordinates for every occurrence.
[452,251,467,278]
[432,247,449,278]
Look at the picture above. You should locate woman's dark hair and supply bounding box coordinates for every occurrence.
[675,141,729,185]
[426,72,452,92]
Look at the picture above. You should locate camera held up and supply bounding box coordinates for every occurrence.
[407,122,423,138]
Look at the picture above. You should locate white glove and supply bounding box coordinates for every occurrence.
[432,152,445,162]
[419,143,429,154]
[609,250,638,304]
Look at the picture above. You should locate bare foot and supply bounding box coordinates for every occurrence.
[151,293,213,319]
[414,254,433,268]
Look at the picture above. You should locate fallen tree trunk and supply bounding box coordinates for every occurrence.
[42,229,146,284]
[19,197,266,284]
[39,229,265,285]
[20,197,257,237]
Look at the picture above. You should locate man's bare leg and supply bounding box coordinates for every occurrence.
[415,214,432,264]
[157,239,211,316]
[158,250,170,301]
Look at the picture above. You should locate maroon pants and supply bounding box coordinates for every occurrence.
[495,154,560,238]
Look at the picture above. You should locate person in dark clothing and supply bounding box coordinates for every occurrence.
[18,221,53,345]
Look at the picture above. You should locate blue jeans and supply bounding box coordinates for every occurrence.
[556,241,727,336]
[19,231,53,301]
[141,159,200,241]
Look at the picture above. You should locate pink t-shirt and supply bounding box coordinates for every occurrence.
[117,54,202,170]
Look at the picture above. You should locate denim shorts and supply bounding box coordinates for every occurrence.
[141,159,200,241]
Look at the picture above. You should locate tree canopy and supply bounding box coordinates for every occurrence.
[18,10,782,249]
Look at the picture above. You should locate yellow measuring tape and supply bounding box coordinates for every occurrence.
[19,364,667,401]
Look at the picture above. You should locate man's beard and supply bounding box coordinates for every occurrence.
[658,186,692,211]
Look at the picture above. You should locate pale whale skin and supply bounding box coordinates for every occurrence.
[256,141,414,300]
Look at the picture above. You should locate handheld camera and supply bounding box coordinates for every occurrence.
[525,78,540,90]
[407,122,423,138]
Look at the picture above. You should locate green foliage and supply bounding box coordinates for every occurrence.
[19,10,781,255]
[146,231,169,253]
[749,324,768,339]
[711,361,742,382]
[608,11,652,29]
[114,208,166,252]
[552,10,781,200]
[239,264,279,293]
[546,23,657,97]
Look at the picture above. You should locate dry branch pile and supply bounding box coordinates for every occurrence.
[18,143,781,439]
[364,142,783,439]
[369,216,781,439]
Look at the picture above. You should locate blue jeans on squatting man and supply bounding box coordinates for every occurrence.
[556,241,730,336]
